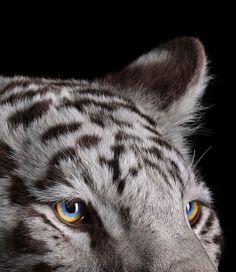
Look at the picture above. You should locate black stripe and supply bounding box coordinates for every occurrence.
[117,179,126,195]
[0,90,36,105]
[78,89,131,103]
[36,148,76,190]
[0,79,31,95]
[123,104,156,126]
[129,167,139,177]
[0,141,17,178]
[142,125,162,137]
[143,146,164,160]
[36,166,73,191]
[143,158,171,188]
[110,157,120,183]
[32,263,62,272]
[110,116,132,128]
[200,211,215,235]
[0,77,88,98]
[0,84,65,105]
[99,145,126,194]
[9,175,36,206]
[81,168,94,186]
[84,202,128,272]
[168,159,183,185]
[8,99,52,128]
[213,234,224,247]
[99,147,125,180]
[99,156,108,166]
[31,209,66,236]
[48,79,85,87]
[42,122,81,143]
[63,98,155,126]
[86,202,110,249]
[64,201,110,249]
[148,136,172,151]
[8,221,49,255]
[115,131,142,142]
[90,114,105,128]
[215,252,221,263]
[213,233,224,263]
[77,135,101,149]
[148,136,184,159]
[50,147,77,166]
[36,145,95,190]
[111,145,125,182]
[63,98,114,112]
[205,211,215,229]
[119,206,131,230]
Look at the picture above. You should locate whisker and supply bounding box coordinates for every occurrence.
[190,149,196,168]
[193,146,212,169]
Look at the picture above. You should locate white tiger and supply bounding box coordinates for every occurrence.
[0,37,223,271]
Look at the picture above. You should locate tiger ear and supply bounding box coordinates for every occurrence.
[101,37,208,153]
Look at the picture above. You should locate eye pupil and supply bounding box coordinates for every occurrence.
[65,203,77,214]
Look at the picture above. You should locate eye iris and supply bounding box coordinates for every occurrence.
[55,201,84,223]
[186,201,200,225]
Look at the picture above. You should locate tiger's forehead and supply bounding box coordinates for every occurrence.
[0,78,192,205]
[16,117,190,206]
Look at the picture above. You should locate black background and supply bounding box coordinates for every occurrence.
[0,7,233,271]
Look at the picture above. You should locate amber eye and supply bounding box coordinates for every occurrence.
[55,200,87,224]
[186,200,201,227]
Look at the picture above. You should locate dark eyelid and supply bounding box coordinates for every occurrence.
[197,200,213,210]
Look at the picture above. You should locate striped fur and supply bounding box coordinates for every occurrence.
[0,37,222,271]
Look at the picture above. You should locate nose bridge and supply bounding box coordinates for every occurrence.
[154,228,217,272]
[129,224,217,272]
[112,221,217,272]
